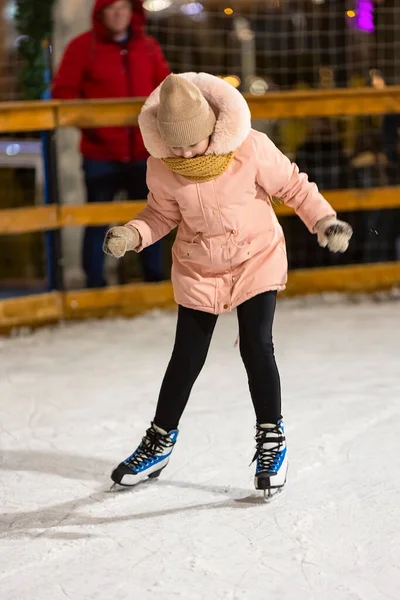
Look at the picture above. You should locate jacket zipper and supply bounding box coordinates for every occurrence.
[212,180,234,311]
[196,182,219,310]
[121,44,134,162]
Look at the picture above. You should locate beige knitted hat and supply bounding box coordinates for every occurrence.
[157,75,216,148]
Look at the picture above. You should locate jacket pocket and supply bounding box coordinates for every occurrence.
[174,237,211,267]
[230,229,273,251]
[228,228,275,267]
[230,230,248,249]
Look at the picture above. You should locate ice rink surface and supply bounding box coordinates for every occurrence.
[1,298,399,600]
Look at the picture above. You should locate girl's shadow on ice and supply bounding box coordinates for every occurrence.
[0,449,267,540]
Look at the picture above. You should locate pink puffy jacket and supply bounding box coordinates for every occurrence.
[128,73,336,315]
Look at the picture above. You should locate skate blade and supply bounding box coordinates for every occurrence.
[108,480,148,493]
[263,487,283,502]
[107,481,145,493]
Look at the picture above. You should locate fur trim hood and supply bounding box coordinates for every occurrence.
[138,72,252,158]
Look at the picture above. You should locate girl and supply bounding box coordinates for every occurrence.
[103,73,352,497]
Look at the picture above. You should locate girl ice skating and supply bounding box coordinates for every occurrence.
[103,73,352,497]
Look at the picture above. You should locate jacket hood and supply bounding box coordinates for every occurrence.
[92,0,145,40]
[139,72,252,158]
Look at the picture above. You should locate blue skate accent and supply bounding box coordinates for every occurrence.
[256,447,287,475]
[124,447,174,474]
[253,421,286,476]
[123,428,178,475]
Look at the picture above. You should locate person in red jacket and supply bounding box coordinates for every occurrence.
[52,0,170,287]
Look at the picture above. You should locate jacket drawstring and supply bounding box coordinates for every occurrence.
[190,232,203,243]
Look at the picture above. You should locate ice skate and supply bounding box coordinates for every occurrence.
[110,423,178,489]
[252,420,287,500]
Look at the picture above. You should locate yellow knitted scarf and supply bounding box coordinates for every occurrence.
[162,152,235,183]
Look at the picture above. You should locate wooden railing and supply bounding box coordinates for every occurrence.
[2,86,400,132]
[2,187,400,237]
[1,87,400,331]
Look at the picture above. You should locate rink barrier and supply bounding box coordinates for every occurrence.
[64,263,400,316]
[0,292,63,331]
[1,188,400,236]
[2,86,400,132]
[1,263,399,332]
[0,206,59,235]
[1,88,400,330]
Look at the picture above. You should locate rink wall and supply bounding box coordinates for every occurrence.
[1,88,400,331]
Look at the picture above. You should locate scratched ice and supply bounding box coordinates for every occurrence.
[0,298,399,600]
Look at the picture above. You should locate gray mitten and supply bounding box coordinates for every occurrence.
[102,226,140,259]
[314,217,353,253]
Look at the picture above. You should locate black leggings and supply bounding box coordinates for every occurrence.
[154,291,281,431]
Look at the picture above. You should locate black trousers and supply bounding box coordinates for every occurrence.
[154,291,281,431]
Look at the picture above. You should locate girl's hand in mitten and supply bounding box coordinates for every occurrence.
[102,226,140,258]
[314,217,353,253]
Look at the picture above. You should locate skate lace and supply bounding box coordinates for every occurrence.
[126,427,174,470]
[251,425,284,471]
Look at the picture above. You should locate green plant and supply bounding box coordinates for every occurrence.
[15,0,56,100]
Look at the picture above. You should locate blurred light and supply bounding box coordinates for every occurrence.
[347,10,356,18]
[249,78,268,96]
[143,0,172,12]
[234,17,255,41]
[370,69,386,90]
[4,1,16,21]
[224,8,234,15]
[15,35,29,48]
[238,28,254,41]
[222,75,241,88]
[356,1,374,33]
[181,2,203,16]
[6,144,20,156]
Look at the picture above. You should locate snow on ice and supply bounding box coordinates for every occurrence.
[0,299,399,600]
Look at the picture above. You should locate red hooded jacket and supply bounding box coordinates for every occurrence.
[52,0,170,162]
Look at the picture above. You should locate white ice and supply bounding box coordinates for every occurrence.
[0,298,400,600]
